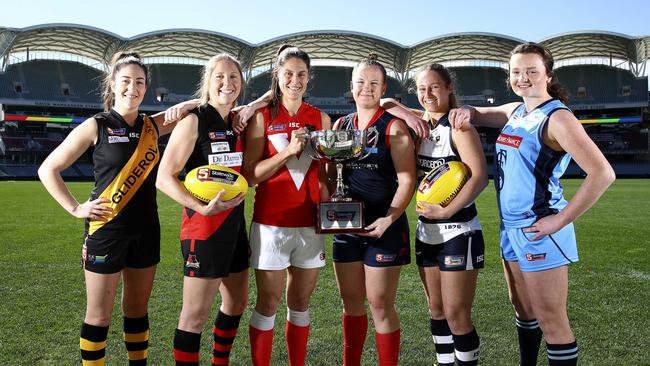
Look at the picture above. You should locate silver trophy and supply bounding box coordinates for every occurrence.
[307,129,369,233]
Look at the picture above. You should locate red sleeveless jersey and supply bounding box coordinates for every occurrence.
[253,102,323,227]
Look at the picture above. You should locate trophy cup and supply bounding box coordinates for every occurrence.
[307,129,369,233]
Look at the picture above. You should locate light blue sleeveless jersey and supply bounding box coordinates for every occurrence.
[494,99,572,228]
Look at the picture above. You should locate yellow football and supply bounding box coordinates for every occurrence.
[183,165,248,203]
[416,161,470,208]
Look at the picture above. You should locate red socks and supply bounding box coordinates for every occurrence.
[249,311,275,366]
[375,329,400,366]
[342,313,368,366]
[286,321,310,365]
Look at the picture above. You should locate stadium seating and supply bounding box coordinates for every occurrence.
[145,64,201,106]
[1,58,649,179]
[556,65,647,108]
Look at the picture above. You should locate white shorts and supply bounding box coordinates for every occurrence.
[249,222,326,270]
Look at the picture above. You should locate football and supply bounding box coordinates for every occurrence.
[183,165,248,203]
[416,161,470,208]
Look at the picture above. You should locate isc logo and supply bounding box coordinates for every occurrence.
[289,122,301,128]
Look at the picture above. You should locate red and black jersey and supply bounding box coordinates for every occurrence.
[181,104,245,241]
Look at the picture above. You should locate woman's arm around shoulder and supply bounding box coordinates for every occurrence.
[232,90,272,134]
[380,97,428,138]
[448,102,521,130]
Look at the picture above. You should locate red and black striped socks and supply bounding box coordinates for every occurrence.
[173,328,201,366]
[212,311,242,365]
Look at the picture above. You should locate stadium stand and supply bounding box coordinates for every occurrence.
[557,65,648,109]
[1,25,649,178]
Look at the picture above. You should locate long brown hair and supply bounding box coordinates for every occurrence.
[102,51,149,112]
[269,44,311,119]
[510,42,569,104]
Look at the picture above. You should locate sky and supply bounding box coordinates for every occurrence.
[2,0,649,46]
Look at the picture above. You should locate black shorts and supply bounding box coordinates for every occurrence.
[415,230,485,271]
[332,214,410,267]
[181,220,250,278]
[82,227,161,274]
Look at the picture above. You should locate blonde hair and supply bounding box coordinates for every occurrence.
[196,53,244,106]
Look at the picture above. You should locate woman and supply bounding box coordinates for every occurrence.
[156,54,248,366]
[381,63,487,366]
[38,51,175,365]
[332,54,416,366]
[449,42,615,366]
[242,45,331,366]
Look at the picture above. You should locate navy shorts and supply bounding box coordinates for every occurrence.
[181,220,250,278]
[82,226,161,274]
[416,230,485,271]
[332,214,410,267]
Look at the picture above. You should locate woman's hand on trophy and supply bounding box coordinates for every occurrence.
[359,216,393,238]
[415,202,450,220]
[286,128,309,156]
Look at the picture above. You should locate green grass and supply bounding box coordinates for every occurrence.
[1,180,649,365]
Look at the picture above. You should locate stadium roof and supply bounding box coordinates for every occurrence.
[1,24,649,79]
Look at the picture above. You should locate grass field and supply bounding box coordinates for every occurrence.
[1,179,649,365]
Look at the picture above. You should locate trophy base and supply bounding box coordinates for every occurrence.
[316,200,366,234]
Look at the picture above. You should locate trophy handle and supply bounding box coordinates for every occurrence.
[303,139,323,161]
[332,162,347,200]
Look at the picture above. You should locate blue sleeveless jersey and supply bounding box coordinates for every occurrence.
[338,109,398,222]
[494,99,571,228]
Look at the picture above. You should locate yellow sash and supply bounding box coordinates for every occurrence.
[89,116,159,235]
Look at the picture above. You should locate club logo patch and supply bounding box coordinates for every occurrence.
[209,132,227,140]
[444,255,465,267]
[269,124,286,131]
[107,127,126,136]
[186,255,200,269]
[526,253,547,262]
[375,254,396,263]
[87,254,107,264]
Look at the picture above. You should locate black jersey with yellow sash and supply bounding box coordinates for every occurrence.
[87,109,160,236]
